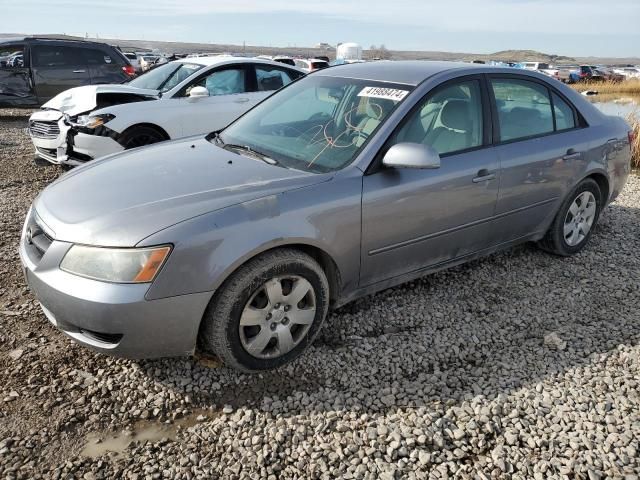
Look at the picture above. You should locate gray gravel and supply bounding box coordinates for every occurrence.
[1,107,640,479]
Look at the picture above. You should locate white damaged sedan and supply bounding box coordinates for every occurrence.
[27,56,304,166]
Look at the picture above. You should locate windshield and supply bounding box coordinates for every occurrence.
[219,76,412,173]
[127,62,203,91]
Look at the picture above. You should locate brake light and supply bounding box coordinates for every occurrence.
[629,130,636,145]
[122,64,136,76]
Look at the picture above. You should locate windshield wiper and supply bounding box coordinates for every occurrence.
[224,143,280,166]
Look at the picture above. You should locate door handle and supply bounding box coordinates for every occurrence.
[72,70,86,73]
[562,148,581,161]
[472,169,496,183]
[234,97,250,103]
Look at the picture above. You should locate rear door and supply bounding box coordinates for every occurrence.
[488,75,588,243]
[31,43,91,102]
[82,46,128,85]
[0,42,36,106]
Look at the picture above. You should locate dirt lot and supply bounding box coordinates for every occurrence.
[1,108,639,479]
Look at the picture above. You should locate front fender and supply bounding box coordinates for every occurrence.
[140,175,363,302]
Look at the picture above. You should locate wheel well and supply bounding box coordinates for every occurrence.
[231,244,342,306]
[122,123,170,141]
[587,173,609,204]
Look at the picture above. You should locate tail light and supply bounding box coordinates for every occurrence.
[629,130,636,145]
[122,65,136,76]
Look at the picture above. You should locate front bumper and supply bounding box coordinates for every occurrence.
[19,213,212,359]
[29,112,124,167]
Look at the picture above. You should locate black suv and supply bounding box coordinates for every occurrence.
[0,37,135,107]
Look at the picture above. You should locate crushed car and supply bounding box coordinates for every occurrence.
[28,57,305,166]
[0,36,134,108]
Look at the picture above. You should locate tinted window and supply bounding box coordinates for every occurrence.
[188,67,246,96]
[491,78,553,141]
[0,44,25,68]
[255,65,299,91]
[552,92,576,131]
[393,80,484,155]
[32,45,85,67]
[82,48,115,65]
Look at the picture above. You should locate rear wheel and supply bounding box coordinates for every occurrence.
[119,125,166,149]
[539,178,602,256]
[198,249,330,371]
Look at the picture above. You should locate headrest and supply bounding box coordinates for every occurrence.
[441,100,470,131]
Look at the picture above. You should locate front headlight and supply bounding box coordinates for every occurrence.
[72,113,115,129]
[60,245,171,283]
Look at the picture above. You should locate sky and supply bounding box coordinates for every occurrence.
[2,0,639,58]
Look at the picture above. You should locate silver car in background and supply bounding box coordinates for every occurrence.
[20,61,632,371]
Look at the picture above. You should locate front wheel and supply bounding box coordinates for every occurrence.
[119,125,166,150]
[538,178,602,256]
[199,249,330,371]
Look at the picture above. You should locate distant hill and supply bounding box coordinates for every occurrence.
[1,33,638,66]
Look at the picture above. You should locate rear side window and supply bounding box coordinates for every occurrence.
[255,65,301,91]
[552,92,576,131]
[393,80,484,156]
[32,45,86,67]
[82,48,117,65]
[491,78,554,142]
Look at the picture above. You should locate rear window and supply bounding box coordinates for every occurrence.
[311,62,329,70]
[274,58,295,66]
[124,53,137,60]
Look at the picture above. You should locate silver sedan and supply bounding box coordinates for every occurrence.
[20,61,632,371]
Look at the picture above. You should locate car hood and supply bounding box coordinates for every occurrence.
[41,84,159,116]
[34,137,332,246]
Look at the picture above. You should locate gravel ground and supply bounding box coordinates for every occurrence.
[1,107,639,479]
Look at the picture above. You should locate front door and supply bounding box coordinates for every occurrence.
[0,42,36,106]
[360,78,499,286]
[172,65,260,136]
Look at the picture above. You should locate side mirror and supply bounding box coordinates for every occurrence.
[382,143,441,169]
[189,86,209,99]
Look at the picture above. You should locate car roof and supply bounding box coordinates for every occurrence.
[316,60,484,86]
[0,36,112,48]
[175,55,303,69]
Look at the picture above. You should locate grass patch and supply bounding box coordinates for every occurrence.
[570,79,640,95]
[629,114,640,169]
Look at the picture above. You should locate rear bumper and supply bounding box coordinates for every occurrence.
[19,221,212,359]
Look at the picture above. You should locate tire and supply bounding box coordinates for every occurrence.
[538,178,602,256]
[199,249,330,371]
[119,125,166,150]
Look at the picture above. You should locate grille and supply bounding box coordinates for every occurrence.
[24,210,54,263]
[29,120,60,139]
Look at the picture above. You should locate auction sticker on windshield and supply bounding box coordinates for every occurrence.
[358,86,409,102]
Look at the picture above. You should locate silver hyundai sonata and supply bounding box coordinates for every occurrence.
[20,61,632,371]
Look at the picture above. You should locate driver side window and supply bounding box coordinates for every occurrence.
[186,67,246,96]
[393,80,484,156]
